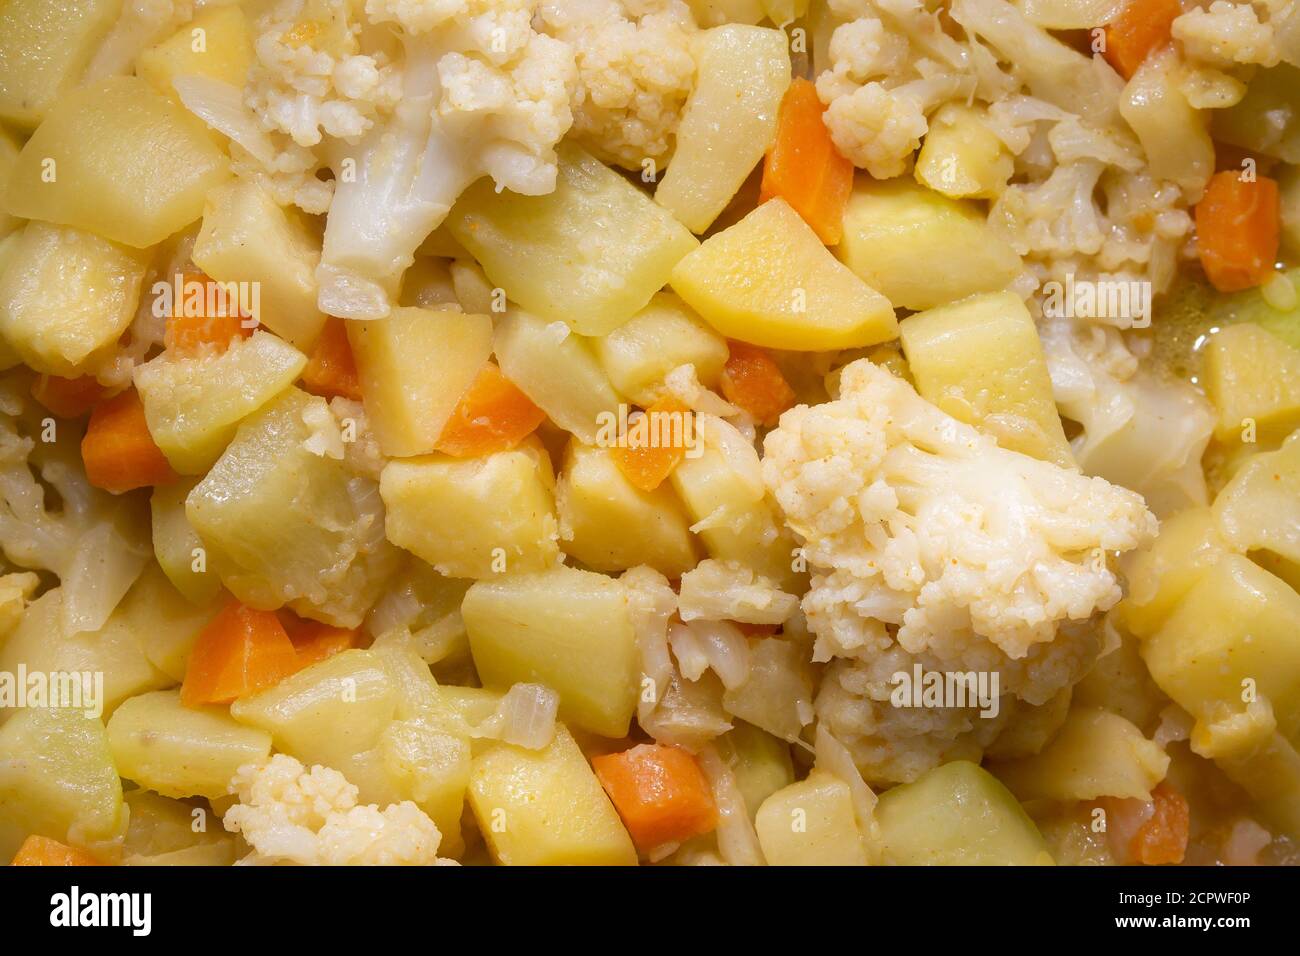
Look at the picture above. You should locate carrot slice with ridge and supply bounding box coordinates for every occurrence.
[1129,782,1190,865]
[180,600,300,706]
[277,609,361,670]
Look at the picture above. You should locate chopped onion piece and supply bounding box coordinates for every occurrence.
[697,745,765,866]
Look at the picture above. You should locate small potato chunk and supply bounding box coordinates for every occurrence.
[755,770,869,866]
[718,721,794,820]
[151,477,223,606]
[347,307,493,457]
[0,221,148,375]
[1119,506,1230,638]
[1119,51,1214,197]
[447,142,698,335]
[1214,431,1300,564]
[380,440,560,579]
[556,440,700,576]
[915,104,1013,199]
[4,77,230,248]
[118,562,215,681]
[670,198,897,351]
[108,689,272,800]
[0,126,22,238]
[468,724,637,865]
[836,178,1023,311]
[135,5,254,99]
[1203,323,1300,442]
[0,0,122,127]
[592,293,729,406]
[900,291,1074,467]
[655,24,791,233]
[462,566,640,738]
[192,180,327,349]
[1213,64,1300,163]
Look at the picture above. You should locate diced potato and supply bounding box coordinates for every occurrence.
[655,24,791,233]
[494,310,623,444]
[989,707,1169,802]
[0,0,123,127]
[721,636,814,743]
[108,689,272,800]
[4,76,230,248]
[399,256,458,309]
[671,198,898,351]
[0,706,126,861]
[1071,633,1164,730]
[592,293,729,406]
[0,125,21,238]
[1119,51,1215,196]
[1216,733,1300,838]
[347,307,493,456]
[875,761,1052,865]
[380,440,560,579]
[151,477,222,606]
[187,388,399,627]
[135,331,307,474]
[449,257,496,315]
[1213,64,1300,163]
[192,179,326,349]
[121,790,236,866]
[372,718,473,858]
[462,566,639,738]
[1214,430,1300,564]
[467,724,637,865]
[447,142,698,335]
[900,292,1073,467]
[0,221,148,375]
[120,563,215,681]
[1139,553,1300,759]
[1119,506,1230,638]
[718,721,794,820]
[1203,323,1300,442]
[754,770,869,866]
[915,103,1013,199]
[836,178,1023,311]
[556,440,700,577]
[135,5,254,99]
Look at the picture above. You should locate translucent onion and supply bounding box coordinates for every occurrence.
[697,745,766,866]
[471,682,559,750]
[173,76,279,165]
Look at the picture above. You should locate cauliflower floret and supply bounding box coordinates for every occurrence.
[536,0,698,171]
[677,558,799,625]
[1173,1,1281,68]
[223,754,452,866]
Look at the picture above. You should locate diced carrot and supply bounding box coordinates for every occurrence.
[591,743,718,853]
[301,317,362,401]
[1129,781,1190,865]
[180,600,300,706]
[719,341,797,428]
[277,610,361,670]
[1103,0,1181,79]
[759,77,854,246]
[164,272,253,356]
[30,374,107,419]
[81,388,177,494]
[434,362,546,457]
[1196,171,1280,292]
[10,835,102,866]
[612,397,692,492]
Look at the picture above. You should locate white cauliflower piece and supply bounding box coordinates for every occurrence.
[536,0,698,171]
[1173,1,1281,68]
[677,558,799,625]
[223,754,452,866]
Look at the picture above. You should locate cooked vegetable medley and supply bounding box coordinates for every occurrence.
[1,0,1299,867]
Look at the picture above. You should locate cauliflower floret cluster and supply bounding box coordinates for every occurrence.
[761,360,1157,781]
[223,754,452,866]
[536,0,698,171]
[1173,1,1282,68]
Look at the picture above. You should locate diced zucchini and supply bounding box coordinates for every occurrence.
[467,724,637,865]
[462,566,640,738]
[0,221,149,375]
[836,178,1023,311]
[107,689,272,800]
[655,24,791,233]
[556,440,700,576]
[186,388,400,627]
[915,103,1013,199]
[192,179,327,349]
[1213,64,1300,163]
[718,721,795,820]
[900,292,1073,467]
[592,292,729,406]
[754,769,869,865]
[4,76,230,248]
[447,142,698,335]
[0,0,123,127]
[151,476,223,606]
[494,309,623,445]
[118,562,214,681]
[1203,323,1300,441]
[135,5,254,99]
[875,761,1053,865]
[1214,431,1300,564]
[347,307,493,457]
[1119,51,1215,196]
[135,331,307,474]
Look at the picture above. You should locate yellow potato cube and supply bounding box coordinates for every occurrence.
[1119,51,1215,196]
[5,77,230,248]
[151,477,223,606]
[1203,323,1300,442]
[118,562,214,681]
[0,125,22,237]
[556,440,700,576]
[0,221,149,375]
[837,178,1023,311]
[467,724,637,865]
[754,770,869,865]
[655,24,791,233]
[915,103,1013,199]
[1216,733,1300,838]
[380,440,560,579]
[1119,506,1230,638]
[136,5,254,99]
[191,179,327,349]
[1214,430,1300,565]
[462,565,640,738]
[900,291,1074,467]
[0,0,122,127]
[671,198,897,351]
[347,307,493,457]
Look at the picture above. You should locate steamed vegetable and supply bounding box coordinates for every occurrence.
[10,835,103,866]
[914,104,1013,200]
[81,389,178,495]
[611,397,691,493]
[754,770,870,866]
[1195,172,1280,293]
[592,744,717,854]
[719,343,797,428]
[435,363,546,459]
[179,600,299,706]
[1203,323,1300,441]
[135,5,254,99]
[0,0,122,127]
[1102,0,1181,79]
